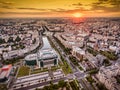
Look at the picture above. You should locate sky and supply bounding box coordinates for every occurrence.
[0,0,120,18]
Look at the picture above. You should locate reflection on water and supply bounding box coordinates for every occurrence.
[41,36,51,49]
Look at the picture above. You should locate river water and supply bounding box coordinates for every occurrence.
[41,36,52,49]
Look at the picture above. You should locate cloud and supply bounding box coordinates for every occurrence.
[0,1,14,5]
[109,0,120,7]
[90,0,120,12]
[92,5,119,12]
[72,3,83,6]
[92,2,105,5]
[0,0,119,17]
[0,6,13,9]
[17,7,46,11]
[97,0,120,7]
[63,8,90,14]
[0,1,15,10]
[48,8,67,12]
[16,7,67,12]
[0,12,52,15]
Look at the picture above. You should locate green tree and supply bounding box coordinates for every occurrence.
[8,37,14,43]
[0,84,7,90]
[96,83,108,90]
[32,38,36,44]
[58,80,67,87]
[0,38,5,44]
[15,36,21,42]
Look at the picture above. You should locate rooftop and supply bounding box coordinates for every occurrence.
[25,54,37,61]
[72,46,85,55]
[0,64,12,79]
[38,49,58,60]
[25,49,58,61]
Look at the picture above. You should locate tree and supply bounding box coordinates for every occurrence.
[58,80,67,87]
[0,84,7,90]
[8,37,14,43]
[96,83,108,90]
[15,36,21,42]
[0,38,5,44]
[20,44,25,49]
[43,86,51,90]
[32,38,36,44]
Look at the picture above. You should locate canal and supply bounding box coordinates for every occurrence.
[41,36,52,49]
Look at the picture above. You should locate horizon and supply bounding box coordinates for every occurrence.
[0,16,120,19]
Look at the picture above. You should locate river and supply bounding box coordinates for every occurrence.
[41,36,52,49]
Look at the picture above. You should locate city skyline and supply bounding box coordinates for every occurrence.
[0,0,120,18]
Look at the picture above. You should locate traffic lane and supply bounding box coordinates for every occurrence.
[82,79,94,90]
[78,79,89,90]
[74,72,85,78]
[15,77,67,90]
[50,36,76,71]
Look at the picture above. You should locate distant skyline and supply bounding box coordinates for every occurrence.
[0,0,120,18]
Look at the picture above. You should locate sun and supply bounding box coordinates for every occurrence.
[73,13,82,18]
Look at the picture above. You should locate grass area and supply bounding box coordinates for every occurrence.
[17,66,30,77]
[87,47,98,56]
[60,56,72,75]
[53,36,71,55]
[88,69,99,75]
[62,61,72,75]
[69,80,79,90]
[75,79,80,88]
[31,68,48,74]
[51,66,60,71]
[100,50,118,60]
[86,75,95,84]
[31,66,60,74]
[87,47,118,61]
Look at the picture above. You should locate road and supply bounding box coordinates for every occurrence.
[14,26,95,90]
[15,77,67,90]
[50,35,77,72]
[44,31,93,90]
[46,32,95,90]
[78,79,89,90]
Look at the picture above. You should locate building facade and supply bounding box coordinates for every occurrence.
[25,49,58,68]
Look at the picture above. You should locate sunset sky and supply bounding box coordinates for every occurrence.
[0,0,120,18]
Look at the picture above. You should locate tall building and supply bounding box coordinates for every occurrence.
[25,49,58,68]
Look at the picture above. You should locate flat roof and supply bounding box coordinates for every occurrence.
[72,46,85,55]
[25,49,58,61]
[0,71,7,79]
[38,49,58,60]
[25,54,37,61]
[0,64,12,79]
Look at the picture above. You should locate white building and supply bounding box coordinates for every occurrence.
[97,63,120,90]
[72,46,85,61]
